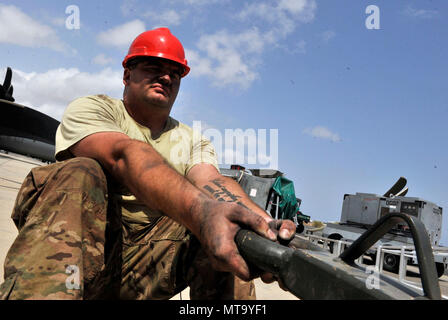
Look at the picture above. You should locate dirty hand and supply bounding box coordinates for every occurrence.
[266,218,297,245]
[259,218,296,290]
[195,199,279,281]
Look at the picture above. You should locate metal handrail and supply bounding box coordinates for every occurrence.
[339,213,441,300]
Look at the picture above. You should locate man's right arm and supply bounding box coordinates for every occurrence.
[69,131,277,280]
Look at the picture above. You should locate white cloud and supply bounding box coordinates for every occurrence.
[10,67,123,121]
[0,4,69,52]
[97,19,146,48]
[187,29,265,88]
[187,0,316,89]
[238,0,316,37]
[403,6,438,19]
[92,54,115,66]
[49,17,66,28]
[279,0,315,19]
[143,9,182,27]
[320,30,336,43]
[303,126,341,143]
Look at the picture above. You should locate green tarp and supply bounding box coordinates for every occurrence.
[272,176,310,222]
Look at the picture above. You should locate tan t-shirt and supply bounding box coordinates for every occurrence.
[55,94,219,222]
[56,94,218,175]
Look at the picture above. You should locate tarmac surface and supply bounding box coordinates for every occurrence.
[0,150,445,300]
[170,278,298,300]
[0,151,44,282]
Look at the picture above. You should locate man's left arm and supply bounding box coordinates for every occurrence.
[187,163,296,287]
[187,163,295,240]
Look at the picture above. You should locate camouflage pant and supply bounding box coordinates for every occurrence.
[0,157,255,300]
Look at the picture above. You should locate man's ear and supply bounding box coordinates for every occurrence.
[123,68,130,86]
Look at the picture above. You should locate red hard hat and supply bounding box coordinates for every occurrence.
[122,27,190,77]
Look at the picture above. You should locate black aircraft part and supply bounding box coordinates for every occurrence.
[0,67,14,102]
[0,99,59,146]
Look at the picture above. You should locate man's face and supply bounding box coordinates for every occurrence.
[123,57,183,110]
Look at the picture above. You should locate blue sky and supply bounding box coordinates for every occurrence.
[1,0,447,245]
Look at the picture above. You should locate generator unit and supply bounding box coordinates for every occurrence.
[340,193,443,245]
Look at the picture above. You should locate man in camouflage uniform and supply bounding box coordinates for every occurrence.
[0,28,295,300]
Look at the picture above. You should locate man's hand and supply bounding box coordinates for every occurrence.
[267,218,297,246]
[187,163,296,284]
[192,197,296,283]
[192,198,278,281]
[260,219,296,288]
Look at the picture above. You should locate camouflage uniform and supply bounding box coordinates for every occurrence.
[0,157,255,300]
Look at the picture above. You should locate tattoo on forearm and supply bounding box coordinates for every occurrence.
[202,179,248,209]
